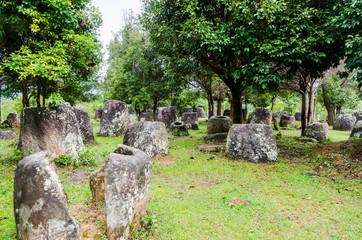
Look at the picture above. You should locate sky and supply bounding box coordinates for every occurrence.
[91,0,143,78]
[91,0,142,50]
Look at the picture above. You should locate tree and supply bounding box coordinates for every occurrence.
[142,0,289,123]
[105,15,183,117]
[0,0,102,107]
[320,68,361,125]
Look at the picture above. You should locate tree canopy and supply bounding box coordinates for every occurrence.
[0,0,102,107]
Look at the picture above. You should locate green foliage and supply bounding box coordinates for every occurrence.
[318,73,361,112]
[48,93,65,106]
[54,149,96,167]
[105,14,184,111]
[54,154,73,167]
[0,0,102,106]
[171,129,190,137]
[76,149,96,167]
[129,214,158,240]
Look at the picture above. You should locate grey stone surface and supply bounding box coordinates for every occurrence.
[250,108,273,125]
[294,112,302,121]
[333,114,356,131]
[7,111,21,128]
[200,132,228,142]
[170,121,189,135]
[95,108,103,119]
[197,107,206,118]
[19,103,84,157]
[226,124,278,163]
[198,144,226,152]
[104,145,152,240]
[99,100,130,137]
[183,107,193,113]
[207,116,232,134]
[350,120,362,138]
[140,112,153,122]
[14,151,81,240]
[272,111,289,124]
[90,166,105,202]
[124,121,168,158]
[157,106,179,128]
[279,115,296,128]
[73,107,95,144]
[304,122,329,141]
[181,112,199,130]
[0,130,16,140]
[297,138,318,143]
[128,106,138,124]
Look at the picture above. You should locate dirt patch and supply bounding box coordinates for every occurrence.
[70,202,106,240]
[278,137,362,180]
[157,155,175,166]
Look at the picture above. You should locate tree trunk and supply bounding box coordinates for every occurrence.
[0,85,2,122]
[301,91,309,136]
[307,86,314,124]
[152,99,158,121]
[243,97,249,123]
[22,79,29,107]
[217,98,222,116]
[322,84,335,125]
[207,90,214,119]
[36,79,41,107]
[230,88,242,123]
[271,96,276,112]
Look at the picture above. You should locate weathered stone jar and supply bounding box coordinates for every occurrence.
[333,114,356,131]
[14,151,81,239]
[157,106,179,128]
[19,103,84,157]
[207,116,232,134]
[99,100,130,137]
[89,145,152,240]
[304,122,329,141]
[123,121,168,157]
[279,115,296,128]
[226,124,278,163]
[181,112,199,130]
[249,108,273,125]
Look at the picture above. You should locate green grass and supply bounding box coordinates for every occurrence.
[0,120,360,239]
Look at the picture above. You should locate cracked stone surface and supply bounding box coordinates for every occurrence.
[99,100,130,137]
[18,103,84,157]
[14,151,81,240]
[227,124,278,163]
[124,121,168,158]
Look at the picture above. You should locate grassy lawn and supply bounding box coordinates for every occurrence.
[0,120,361,239]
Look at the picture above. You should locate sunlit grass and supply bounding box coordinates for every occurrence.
[0,119,360,239]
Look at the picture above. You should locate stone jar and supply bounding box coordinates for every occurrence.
[279,115,296,128]
[249,108,272,125]
[227,124,278,163]
[14,151,81,239]
[123,121,168,158]
[304,122,329,141]
[99,100,130,137]
[207,116,232,134]
[104,145,152,240]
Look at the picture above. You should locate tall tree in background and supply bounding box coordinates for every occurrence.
[105,14,183,116]
[143,0,287,123]
[0,0,102,107]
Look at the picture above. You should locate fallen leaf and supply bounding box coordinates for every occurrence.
[226,190,231,193]
[228,197,251,207]
[189,185,195,189]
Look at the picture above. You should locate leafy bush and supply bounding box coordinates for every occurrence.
[54,154,73,167]
[76,149,96,166]
[129,213,158,240]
